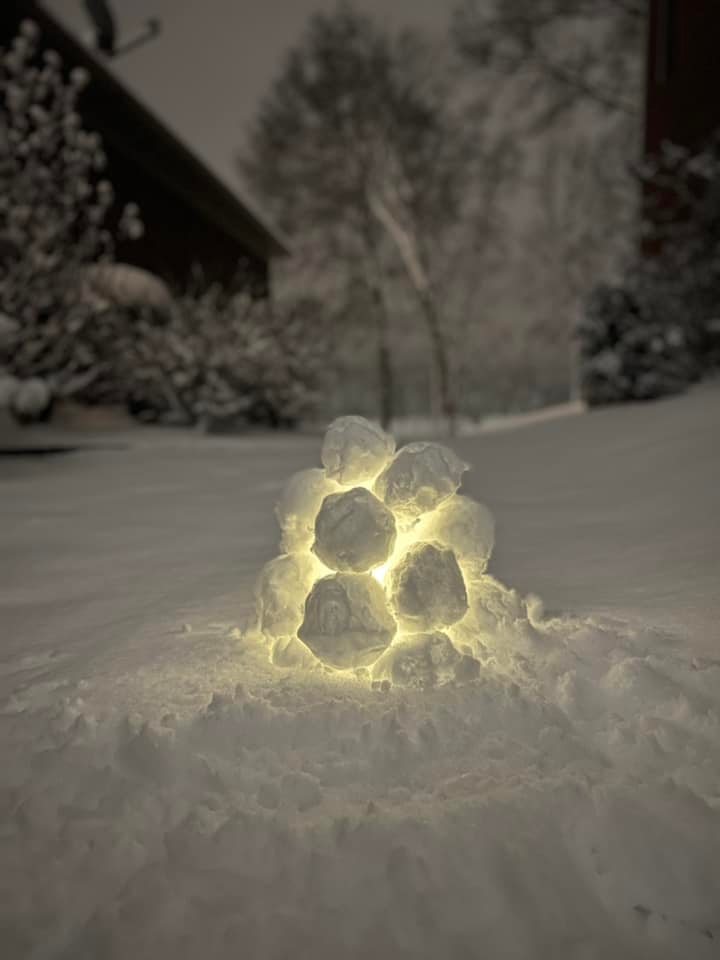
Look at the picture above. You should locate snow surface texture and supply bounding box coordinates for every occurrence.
[2,391,720,959]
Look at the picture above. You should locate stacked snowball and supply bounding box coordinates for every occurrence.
[255,416,498,687]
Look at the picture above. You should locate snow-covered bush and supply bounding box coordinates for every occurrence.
[578,284,696,405]
[579,131,720,406]
[0,20,140,415]
[640,134,720,375]
[110,286,330,428]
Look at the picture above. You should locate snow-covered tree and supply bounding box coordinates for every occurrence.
[0,19,141,406]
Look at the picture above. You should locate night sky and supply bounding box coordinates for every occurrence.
[44,1,453,195]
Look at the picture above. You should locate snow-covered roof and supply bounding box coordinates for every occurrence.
[2,0,290,261]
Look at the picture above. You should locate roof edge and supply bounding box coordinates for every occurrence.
[14,1,291,258]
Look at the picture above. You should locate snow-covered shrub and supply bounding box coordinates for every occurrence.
[578,284,696,405]
[579,131,720,406]
[111,286,330,428]
[0,20,140,415]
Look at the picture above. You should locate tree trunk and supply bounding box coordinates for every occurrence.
[365,188,455,434]
[362,219,395,430]
[416,285,456,435]
[371,283,394,430]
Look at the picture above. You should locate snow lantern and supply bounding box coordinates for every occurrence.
[255,416,496,686]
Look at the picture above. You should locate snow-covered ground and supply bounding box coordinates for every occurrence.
[1,384,719,959]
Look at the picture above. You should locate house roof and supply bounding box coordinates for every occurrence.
[2,0,290,260]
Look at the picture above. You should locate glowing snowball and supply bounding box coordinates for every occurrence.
[416,494,494,579]
[389,541,468,631]
[255,553,319,640]
[321,415,395,486]
[275,468,338,552]
[371,631,468,688]
[313,486,396,573]
[298,573,396,669]
[374,442,468,522]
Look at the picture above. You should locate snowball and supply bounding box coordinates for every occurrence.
[371,632,463,688]
[416,494,494,578]
[297,573,396,669]
[388,541,468,631]
[10,377,51,422]
[313,486,396,573]
[449,575,528,657]
[255,553,320,640]
[275,468,338,552]
[374,442,468,522]
[321,415,395,486]
[470,575,526,633]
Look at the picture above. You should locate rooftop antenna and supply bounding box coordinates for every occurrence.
[82,0,161,58]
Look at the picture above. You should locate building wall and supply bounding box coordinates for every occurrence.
[109,158,269,295]
[645,0,720,155]
[642,0,720,254]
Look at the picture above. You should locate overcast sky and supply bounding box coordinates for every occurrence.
[44,1,454,195]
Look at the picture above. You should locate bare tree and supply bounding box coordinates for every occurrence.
[242,5,490,431]
[451,0,646,407]
[453,0,645,128]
